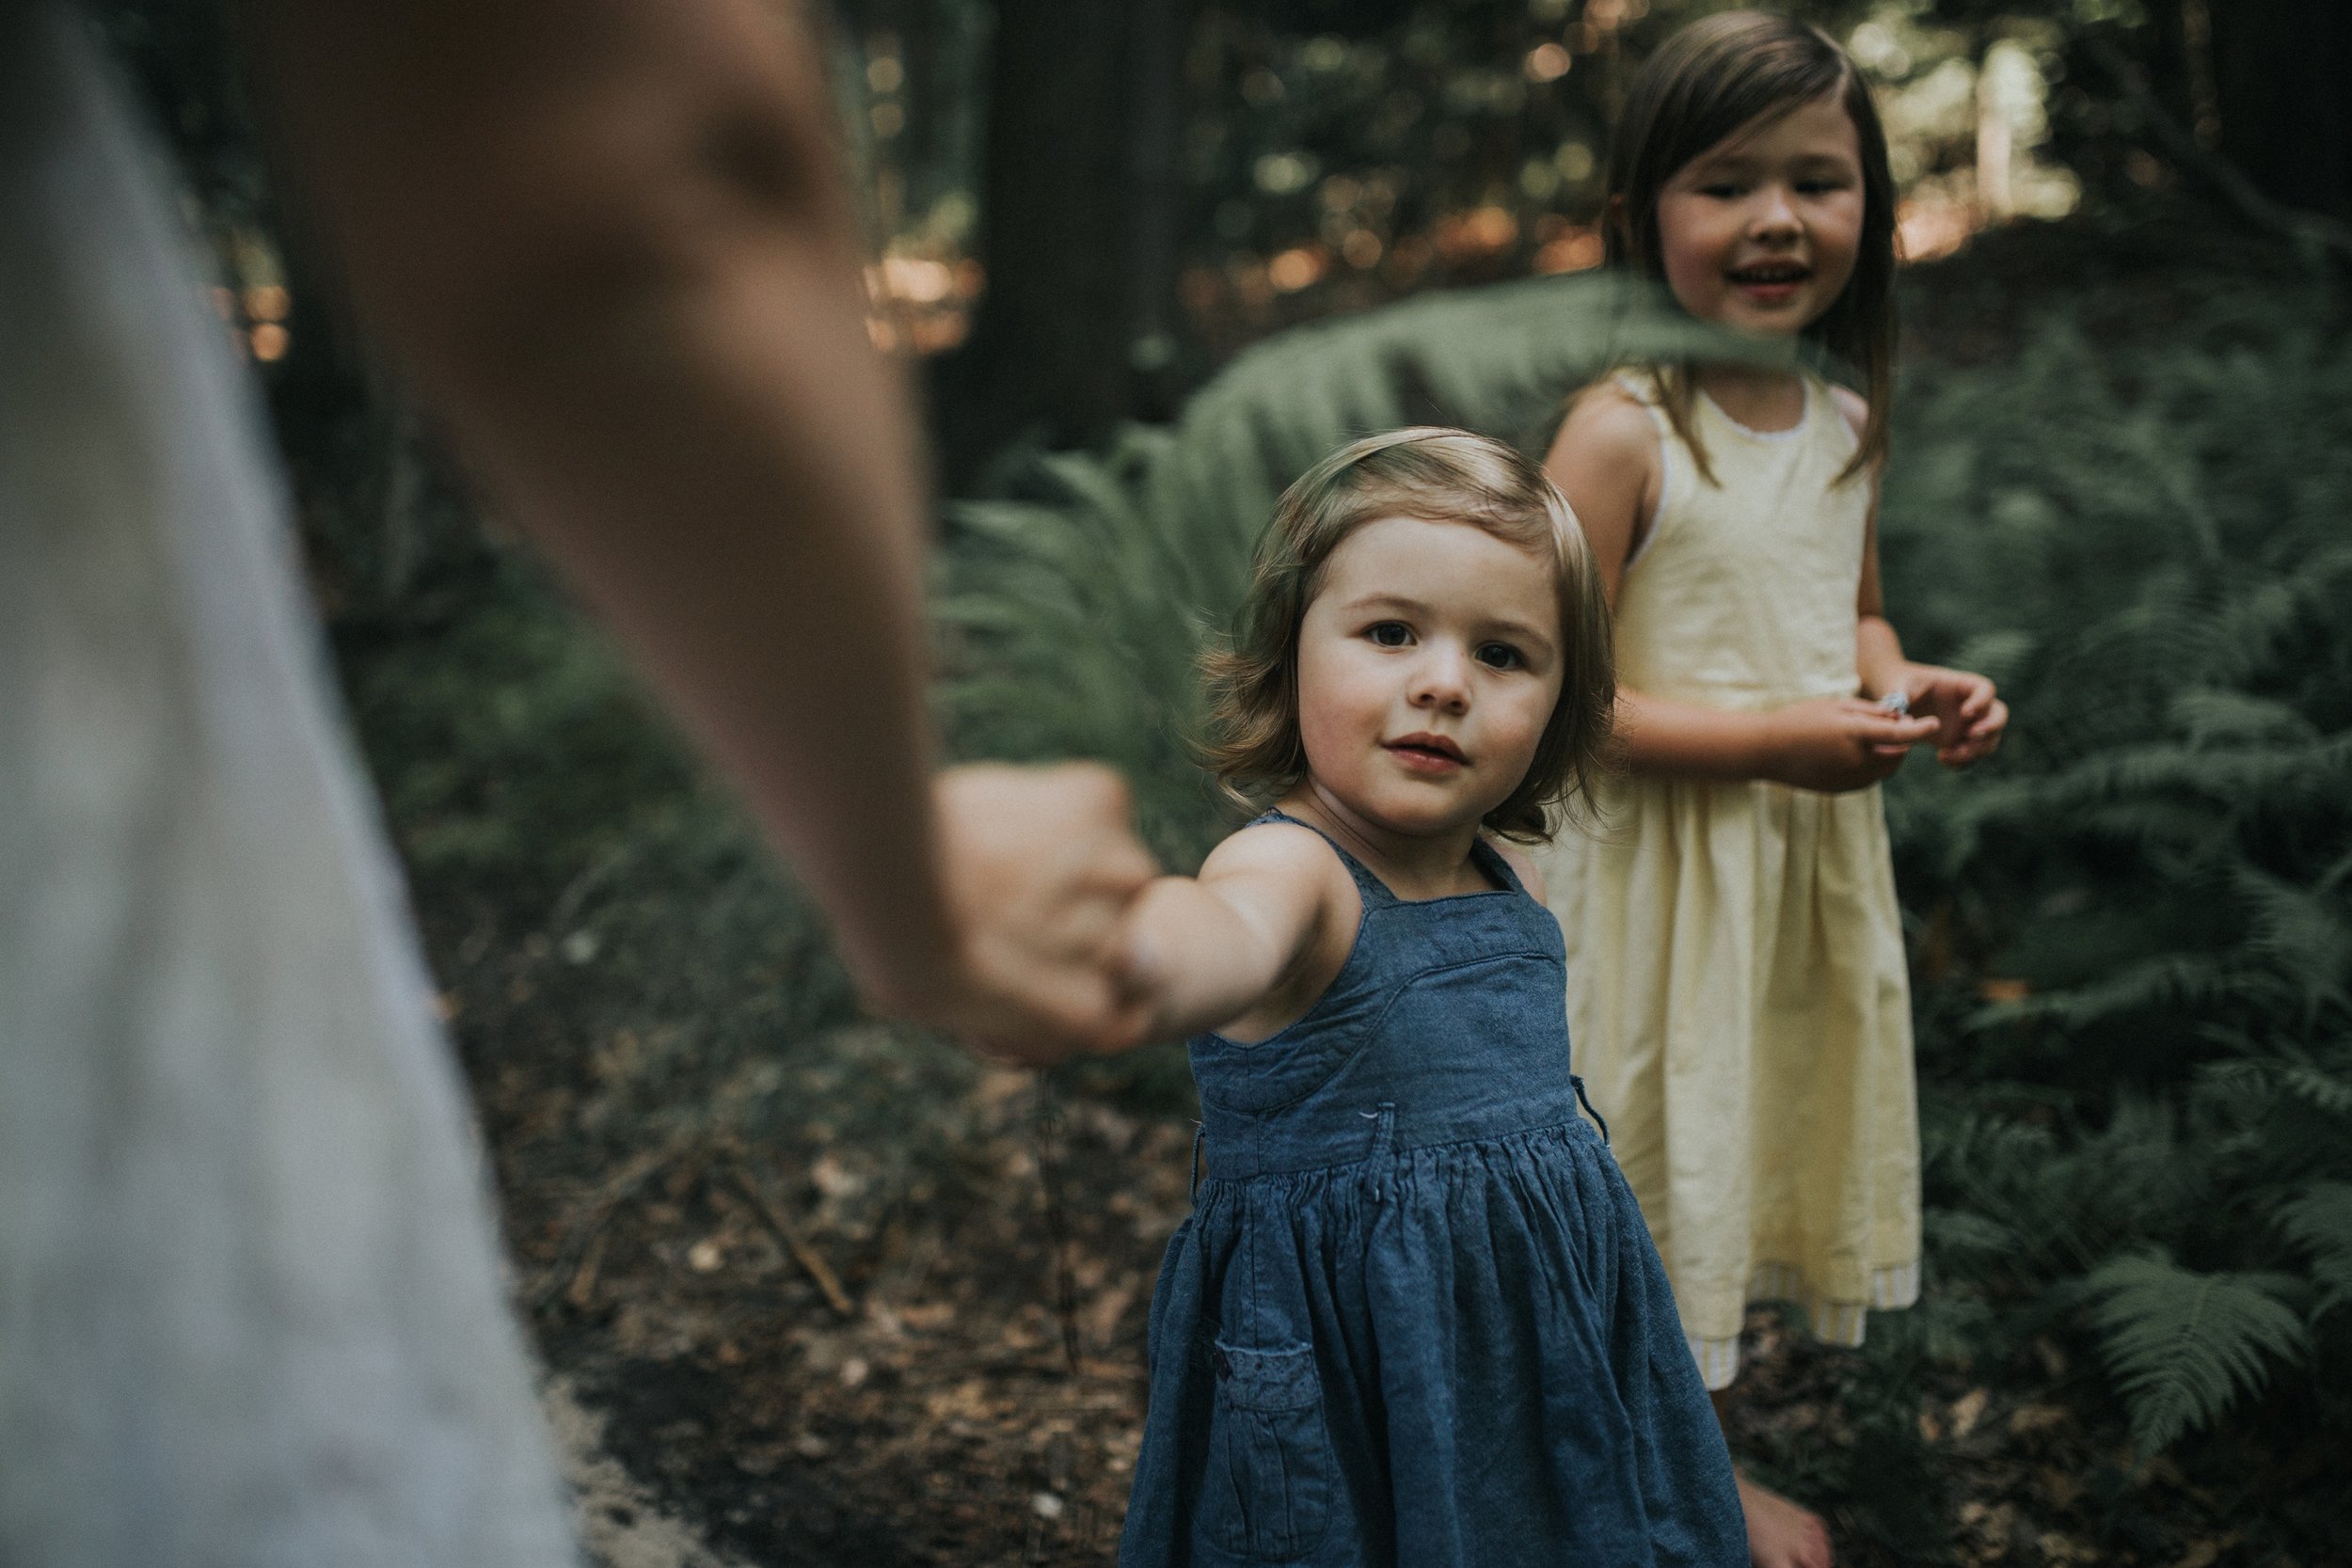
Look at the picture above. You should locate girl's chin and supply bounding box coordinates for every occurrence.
[1359,792,1502,839]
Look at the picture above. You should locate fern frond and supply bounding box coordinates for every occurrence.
[2228,867,2352,1015]
[2169,689,2320,749]
[2080,1251,2312,1452]
[2273,1182,2352,1313]
[936,271,1782,864]
[2277,1058,2352,1119]
[1975,952,2247,1032]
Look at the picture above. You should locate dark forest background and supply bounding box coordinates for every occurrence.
[88,1,2352,1563]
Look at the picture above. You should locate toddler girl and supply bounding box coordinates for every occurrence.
[1117,429,1747,1566]
[1533,14,2008,1564]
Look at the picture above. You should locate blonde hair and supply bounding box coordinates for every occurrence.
[1199,428,1614,842]
[1603,9,1898,485]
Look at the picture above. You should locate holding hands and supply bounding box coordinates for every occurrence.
[910,763,1160,1066]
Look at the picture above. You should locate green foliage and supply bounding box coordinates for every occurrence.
[2077,1253,2311,1452]
[941,248,2352,1481]
[940,269,1766,865]
[1878,271,2352,1461]
[2274,1181,2352,1315]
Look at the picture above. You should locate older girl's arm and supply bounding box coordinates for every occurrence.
[1545,388,1932,790]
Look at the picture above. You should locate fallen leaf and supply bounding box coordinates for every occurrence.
[898,1301,957,1331]
[1083,1284,1138,1347]
[1950,1387,1989,1438]
[2038,1465,2081,1510]
[2169,1533,2241,1568]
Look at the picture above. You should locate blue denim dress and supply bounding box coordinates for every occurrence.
[1120,815,1747,1567]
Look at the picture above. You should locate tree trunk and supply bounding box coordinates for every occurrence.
[933,0,1191,483]
[2207,0,2352,222]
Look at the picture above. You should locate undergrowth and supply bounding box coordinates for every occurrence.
[337,230,2352,1563]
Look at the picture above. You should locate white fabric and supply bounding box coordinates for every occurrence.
[0,8,576,1562]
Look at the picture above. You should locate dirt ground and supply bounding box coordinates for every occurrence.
[467,1013,2296,1568]
[431,210,2332,1568]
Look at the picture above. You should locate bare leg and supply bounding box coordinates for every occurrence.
[1710,1388,1834,1568]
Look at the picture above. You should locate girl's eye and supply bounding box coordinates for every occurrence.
[1700,182,1745,199]
[1366,621,1411,647]
[1476,642,1525,671]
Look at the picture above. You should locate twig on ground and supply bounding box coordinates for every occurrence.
[725,1152,858,1319]
[534,1139,695,1311]
[1034,1075,1086,1375]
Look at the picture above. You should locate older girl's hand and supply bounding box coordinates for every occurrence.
[1897,664,2008,766]
[1758,697,1940,793]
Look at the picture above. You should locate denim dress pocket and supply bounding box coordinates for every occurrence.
[1198,1340,1336,1561]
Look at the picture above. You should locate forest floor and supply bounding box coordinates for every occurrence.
[373,204,2333,1568]
[453,948,2286,1568]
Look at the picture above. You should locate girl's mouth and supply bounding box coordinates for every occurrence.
[1726,261,1810,301]
[1386,735,1468,772]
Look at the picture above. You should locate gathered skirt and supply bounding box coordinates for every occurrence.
[1539,774,1921,1388]
[1120,1116,1746,1567]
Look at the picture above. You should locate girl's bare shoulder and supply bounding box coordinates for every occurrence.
[1548,378,1660,468]
[1828,383,1869,439]
[1199,817,1357,907]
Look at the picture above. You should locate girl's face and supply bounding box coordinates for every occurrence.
[1652,88,1865,337]
[1294,516,1564,841]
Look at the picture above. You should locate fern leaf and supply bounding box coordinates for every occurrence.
[2273,1182,2352,1313]
[935,270,1783,864]
[2080,1251,2311,1452]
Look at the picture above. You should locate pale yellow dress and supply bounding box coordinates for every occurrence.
[1536,371,1920,1390]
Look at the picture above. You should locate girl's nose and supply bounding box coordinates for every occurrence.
[1408,646,1472,712]
[1749,184,1800,237]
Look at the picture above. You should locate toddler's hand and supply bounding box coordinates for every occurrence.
[1893,664,2007,766]
[915,763,1160,1065]
[1759,696,1939,793]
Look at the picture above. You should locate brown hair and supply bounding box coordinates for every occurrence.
[1199,428,1615,842]
[1603,9,1897,483]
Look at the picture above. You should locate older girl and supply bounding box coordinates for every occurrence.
[1534,15,2008,1565]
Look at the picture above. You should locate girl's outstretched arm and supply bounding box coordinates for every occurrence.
[1545,387,1936,792]
[1120,823,1355,1044]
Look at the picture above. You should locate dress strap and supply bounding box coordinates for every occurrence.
[1252,811,1522,901]
[1250,810,1398,907]
[1467,835,1527,897]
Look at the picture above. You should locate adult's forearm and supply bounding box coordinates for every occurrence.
[240,0,959,1000]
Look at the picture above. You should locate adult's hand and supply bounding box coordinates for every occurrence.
[891,764,1159,1065]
